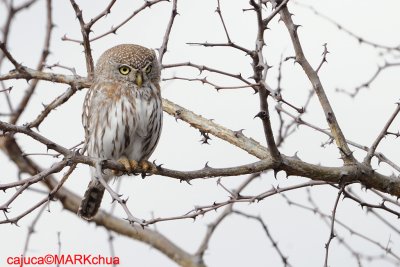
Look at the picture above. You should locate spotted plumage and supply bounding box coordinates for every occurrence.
[78,44,162,220]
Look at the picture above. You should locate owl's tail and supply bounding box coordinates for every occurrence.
[78,180,105,220]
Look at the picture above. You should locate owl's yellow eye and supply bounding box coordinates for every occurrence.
[119,66,131,75]
[144,64,152,74]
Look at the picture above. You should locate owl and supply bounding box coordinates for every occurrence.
[78,44,162,220]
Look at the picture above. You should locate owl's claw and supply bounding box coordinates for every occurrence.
[129,160,138,171]
[138,160,157,174]
[113,157,155,176]
[113,157,138,175]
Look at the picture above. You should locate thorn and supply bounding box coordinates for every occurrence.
[203,162,212,170]
[233,129,245,138]
[292,151,300,160]
[153,160,163,170]
[294,24,302,32]
[273,169,279,179]
[174,109,182,121]
[121,197,129,204]
[46,143,56,152]
[254,111,268,119]
[199,130,211,144]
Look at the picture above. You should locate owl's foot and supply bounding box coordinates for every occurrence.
[113,156,138,175]
[113,157,155,176]
[138,160,157,176]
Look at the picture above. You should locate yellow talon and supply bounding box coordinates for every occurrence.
[112,156,139,175]
[129,160,138,171]
[139,160,157,174]
[113,158,156,176]
[118,157,132,172]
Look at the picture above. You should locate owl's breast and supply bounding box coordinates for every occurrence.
[127,87,162,161]
[86,82,162,162]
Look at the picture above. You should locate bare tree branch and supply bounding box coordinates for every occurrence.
[364,103,400,166]
[158,0,178,63]
[9,0,53,125]
[279,5,356,165]
[324,186,345,267]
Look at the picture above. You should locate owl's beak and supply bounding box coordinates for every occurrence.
[135,72,143,87]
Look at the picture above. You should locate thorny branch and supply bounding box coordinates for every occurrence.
[324,186,345,267]
[364,103,400,166]
[195,174,258,259]
[337,62,400,97]
[233,210,293,267]
[279,5,356,165]
[276,104,400,173]
[283,191,400,265]
[1,1,400,267]
[69,0,95,78]
[158,0,178,63]
[9,0,53,126]
[294,1,400,52]
[250,0,281,161]
[62,0,169,44]
[1,71,400,208]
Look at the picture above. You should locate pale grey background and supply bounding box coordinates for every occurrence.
[1,0,400,266]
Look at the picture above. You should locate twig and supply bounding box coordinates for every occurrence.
[27,85,78,129]
[195,174,258,259]
[56,232,61,267]
[46,63,78,76]
[336,62,400,97]
[316,43,329,73]
[276,104,400,173]
[86,0,117,28]
[233,210,293,267]
[158,0,178,63]
[163,62,252,88]
[371,189,400,208]
[9,0,53,125]
[163,76,258,91]
[0,163,76,225]
[342,188,400,219]
[215,0,231,42]
[75,0,169,43]
[262,0,289,27]
[364,103,400,166]
[294,2,400,51]
[0,86,12,93]
[0,0,39,64]
[139,180,320,226]
[324,186,345,267]
[94,161,145,226]
[0,41,25,71]
[279,6,356,165]
[286,191,400,264]
[0,160,68,211]
[251,180,326,201]
[69,0,94,78]
[21,204,47,257]
[308,188,400,262]
[107,179,121,267]
[0,68,90,88]
[250,0,281,161]
[187,41,252,56]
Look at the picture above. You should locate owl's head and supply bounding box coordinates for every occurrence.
[94,44,160,87]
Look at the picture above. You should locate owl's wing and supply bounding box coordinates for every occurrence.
[82,87,95,142]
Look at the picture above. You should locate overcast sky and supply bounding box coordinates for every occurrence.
[1,0,400,266]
